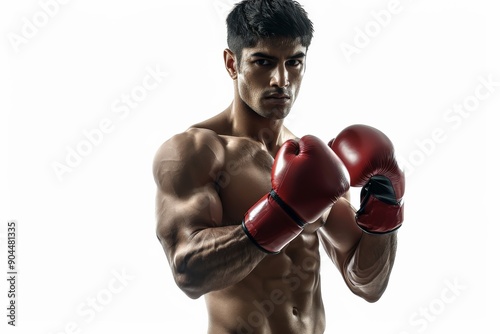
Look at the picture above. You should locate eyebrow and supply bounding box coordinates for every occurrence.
[249,51,306,60]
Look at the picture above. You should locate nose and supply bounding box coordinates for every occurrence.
[270,64,289,88]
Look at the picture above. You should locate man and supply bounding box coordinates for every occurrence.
[153,0,405,333]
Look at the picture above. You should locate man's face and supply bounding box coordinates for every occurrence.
[234,37,307,120]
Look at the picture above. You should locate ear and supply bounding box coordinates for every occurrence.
[224,48,238,80]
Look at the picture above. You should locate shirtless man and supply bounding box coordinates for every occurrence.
[153,1,405,333]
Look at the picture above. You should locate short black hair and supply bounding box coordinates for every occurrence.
[226,0,314,62]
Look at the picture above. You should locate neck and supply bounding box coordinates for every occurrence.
[226,100,285,152]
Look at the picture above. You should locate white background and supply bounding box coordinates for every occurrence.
[2,0,499,333]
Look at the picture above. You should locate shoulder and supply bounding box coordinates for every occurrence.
[153,127,225,164]
[152,127,226,193]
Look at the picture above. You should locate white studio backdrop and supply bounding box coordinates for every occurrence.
[1,0,499,333]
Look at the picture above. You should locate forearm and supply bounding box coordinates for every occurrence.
[170,225,266,299]
[344,231,397,302]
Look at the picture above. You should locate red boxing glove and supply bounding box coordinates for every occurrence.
[243,135,350,254]
[329,124,405,234]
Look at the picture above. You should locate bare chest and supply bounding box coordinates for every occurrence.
[214,137,274,224]
[214,136,324,230]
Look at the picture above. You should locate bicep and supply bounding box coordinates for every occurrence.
[155,185,223,263]
[153,129,224,263]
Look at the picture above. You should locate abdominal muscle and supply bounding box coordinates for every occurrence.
[204,232,326,334]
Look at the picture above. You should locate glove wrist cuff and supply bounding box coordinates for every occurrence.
[242,192,304,254]
[356,195,404,234]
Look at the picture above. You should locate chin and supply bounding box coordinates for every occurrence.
[272,108,291,120]
[258,107,290,120]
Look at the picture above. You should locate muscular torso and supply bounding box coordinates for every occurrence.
[156,111,393,333]
[203,132,326,334]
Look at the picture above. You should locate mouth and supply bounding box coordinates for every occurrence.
[264,94,291,107]
[265,94,291,100]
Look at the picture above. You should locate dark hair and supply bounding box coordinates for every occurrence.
[226,0,314,62]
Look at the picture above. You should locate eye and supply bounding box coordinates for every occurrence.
[254,59,272,66]
[286,59,302,67]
